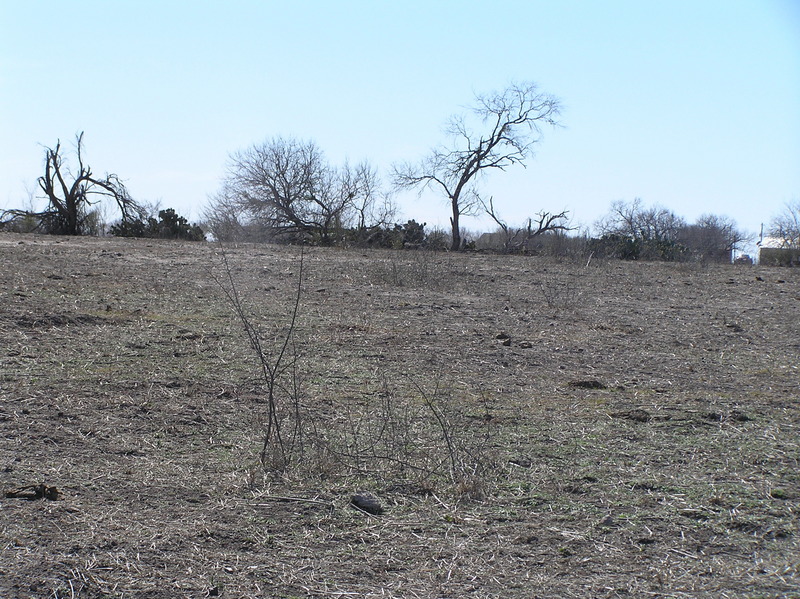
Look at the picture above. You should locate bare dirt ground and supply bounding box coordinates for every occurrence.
[1,232,798,599]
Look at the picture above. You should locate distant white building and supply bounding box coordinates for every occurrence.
[758,237,799,266]
[758,236,786,249]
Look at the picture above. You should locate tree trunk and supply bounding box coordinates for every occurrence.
[450,199,461,251]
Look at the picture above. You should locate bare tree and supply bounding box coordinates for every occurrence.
[593,199,688,260]
[345,161,395,232]
[679,214,750,262]
[211,137,389,244]
[393,82,562,251]
[225,137,324,241]
[482,196,573,252]
[594,200,750,262]
[769,200,800,248]
[203,184,256,242]
[596,198,686,243]
[1,132,145,235]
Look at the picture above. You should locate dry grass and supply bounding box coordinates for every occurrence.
[0,233,798,598]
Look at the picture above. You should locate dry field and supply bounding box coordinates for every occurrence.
[1,232,798,598]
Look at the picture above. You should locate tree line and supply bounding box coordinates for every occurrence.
[590,198,753,263]
[2,81,798,262]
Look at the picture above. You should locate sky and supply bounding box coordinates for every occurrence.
[1,0,799,245]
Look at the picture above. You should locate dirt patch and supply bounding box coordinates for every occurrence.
[1,233,798,598]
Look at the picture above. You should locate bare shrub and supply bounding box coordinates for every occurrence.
[216,248,498,496]
[320,377,498,498]
[369,250,441,288]
[539,276,582,314]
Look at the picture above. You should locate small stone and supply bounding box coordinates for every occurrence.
[637,537,657,545]
[350,493,384,515]
[598,515,616,528]
[627,409,651,422]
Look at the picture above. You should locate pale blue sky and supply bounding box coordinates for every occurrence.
[1,1,798,240]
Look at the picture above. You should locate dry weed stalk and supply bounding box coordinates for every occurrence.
[408,377,497,500]
[213,244,304,472]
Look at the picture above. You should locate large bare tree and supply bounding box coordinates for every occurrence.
[393,82,562,251]
[211,136,388,244]
[2,132,144,235]
[679,213,750,262]
[225,137,324,240]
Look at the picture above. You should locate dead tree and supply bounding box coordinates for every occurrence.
[483,196,573,252]
[8,132,145,235]
[393,81,562,251]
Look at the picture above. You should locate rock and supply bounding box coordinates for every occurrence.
[350,493,384,515]
[598,515,617,528]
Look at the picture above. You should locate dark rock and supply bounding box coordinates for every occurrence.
[350,493,384,515]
